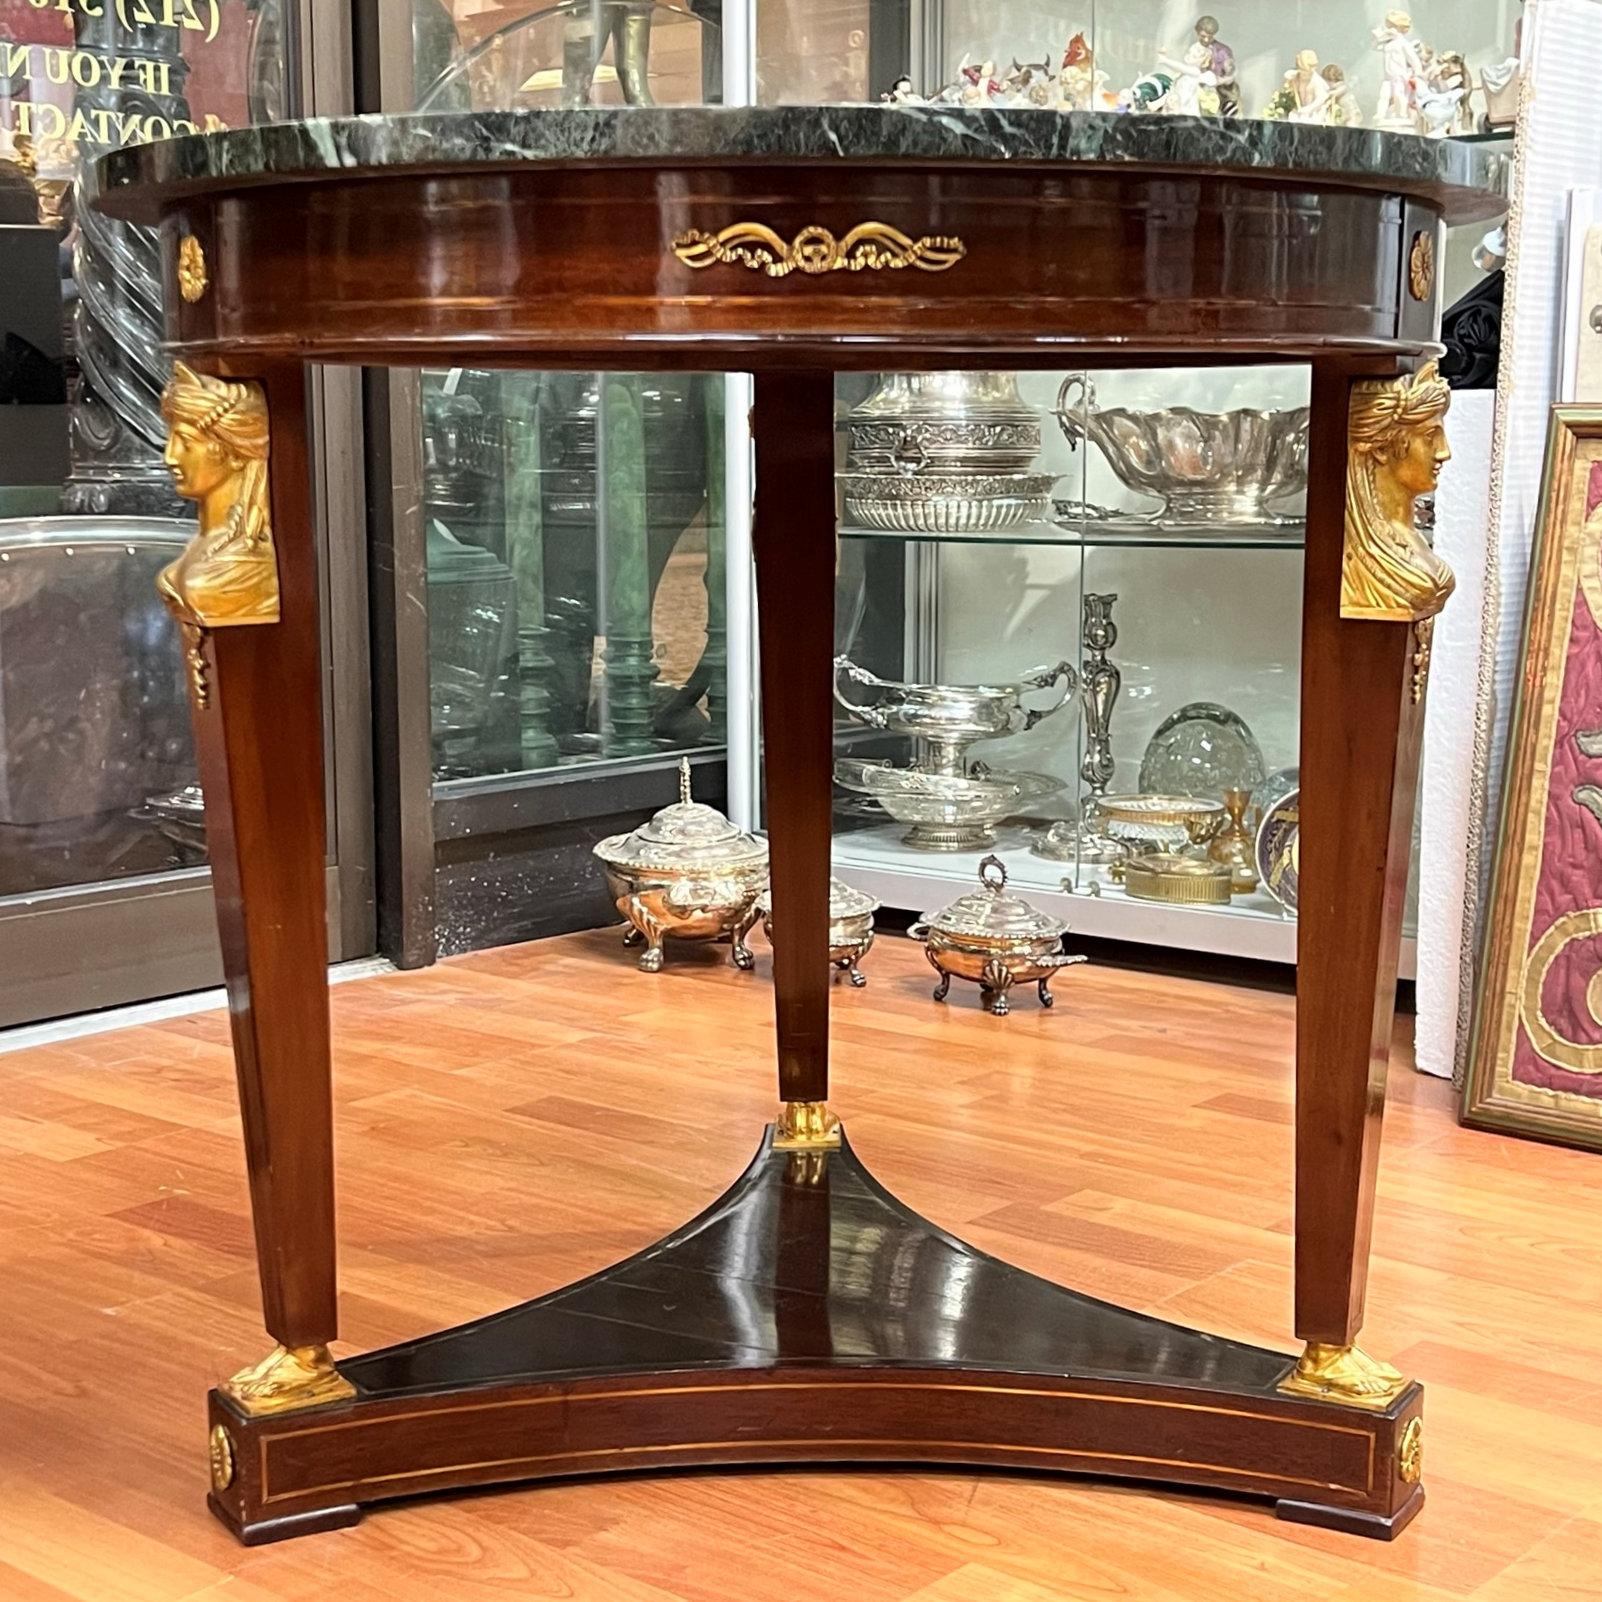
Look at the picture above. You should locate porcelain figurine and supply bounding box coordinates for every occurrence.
[1122,70,1175,114]
[1372,10,1428,131]
[1481,56,1520,133]
[1003,57,1056,108]
[881,74,923,105]
[1194,16,1241,115]
[1425,50,1476,135]
[1264,51,1331,122]
[958,59,1003,107]
[1417,80,1466,137]
[1058,32,1092,108]
[1157,41,1221,117]
[1057,32,1111,111]
[1322,64,1361,125]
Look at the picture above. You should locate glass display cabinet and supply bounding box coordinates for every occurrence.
[771,3,1512,967]
[386,0,1514,966]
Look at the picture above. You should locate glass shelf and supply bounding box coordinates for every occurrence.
[832,819,1296,927]
[838,523,1307,551]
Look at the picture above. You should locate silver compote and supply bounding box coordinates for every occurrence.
[594,759,768,973]
[834,656,1077,778]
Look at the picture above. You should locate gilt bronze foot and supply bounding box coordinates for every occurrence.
[773,1099,841,1150]
[1278,1342,1409,1409]
[220,1343,355,1418]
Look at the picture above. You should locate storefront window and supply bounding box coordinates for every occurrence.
[0,0,283,894]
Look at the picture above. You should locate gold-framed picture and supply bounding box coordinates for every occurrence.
[1465,407,1602,1150]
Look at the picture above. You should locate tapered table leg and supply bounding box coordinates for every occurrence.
[165,360,351,1415]
[1287,360,1453,1410]
[751,371,838,1149]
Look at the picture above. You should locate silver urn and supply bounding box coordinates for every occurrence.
[594,759,768,972]
[908,856,1088,1016]
[841,372,1057,534]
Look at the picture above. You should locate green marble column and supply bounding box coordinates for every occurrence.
[602,374,659,757]
[702,378,728,745]
[503,376,560,769]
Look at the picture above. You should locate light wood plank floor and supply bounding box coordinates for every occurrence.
[3,929,1601,1601]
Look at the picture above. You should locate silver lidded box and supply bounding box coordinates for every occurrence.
[908,855,1087,1016]
[762,876,879,987]
[594,758,768,973]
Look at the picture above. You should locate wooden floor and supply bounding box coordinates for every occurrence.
[2,928,1601,1601]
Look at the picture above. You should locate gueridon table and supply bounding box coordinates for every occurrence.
[95,106,1505,1545]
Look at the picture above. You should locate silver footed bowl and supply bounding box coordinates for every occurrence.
[1054,375,1309,527]
[840,471,1058,535]
[834,655,1078,778]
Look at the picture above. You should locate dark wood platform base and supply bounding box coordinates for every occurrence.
[1277,1486,1426,1540]
[204,1132,1424,1543]
[207,1492,361,1545]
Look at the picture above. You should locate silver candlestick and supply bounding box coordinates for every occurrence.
[1035,592,1126,866]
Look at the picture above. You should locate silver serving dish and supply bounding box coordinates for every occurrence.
[761,877,879,987]
[834,656,1077,778]
[844,372,1042,476]
[835,760,1026,852]
[594,759,768,972]
[840,472,1058,535]
[908,855,1087,1016]
[1054,376,1309,528]
[836,760,1062,852]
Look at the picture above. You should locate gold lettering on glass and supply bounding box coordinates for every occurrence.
[1342,363,1456,624]
[158,364,280,707]
[672,222,966,279]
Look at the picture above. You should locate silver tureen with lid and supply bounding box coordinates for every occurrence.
[761,876,880,988]
[594,759,768,972]
[908,855,1087,1016]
